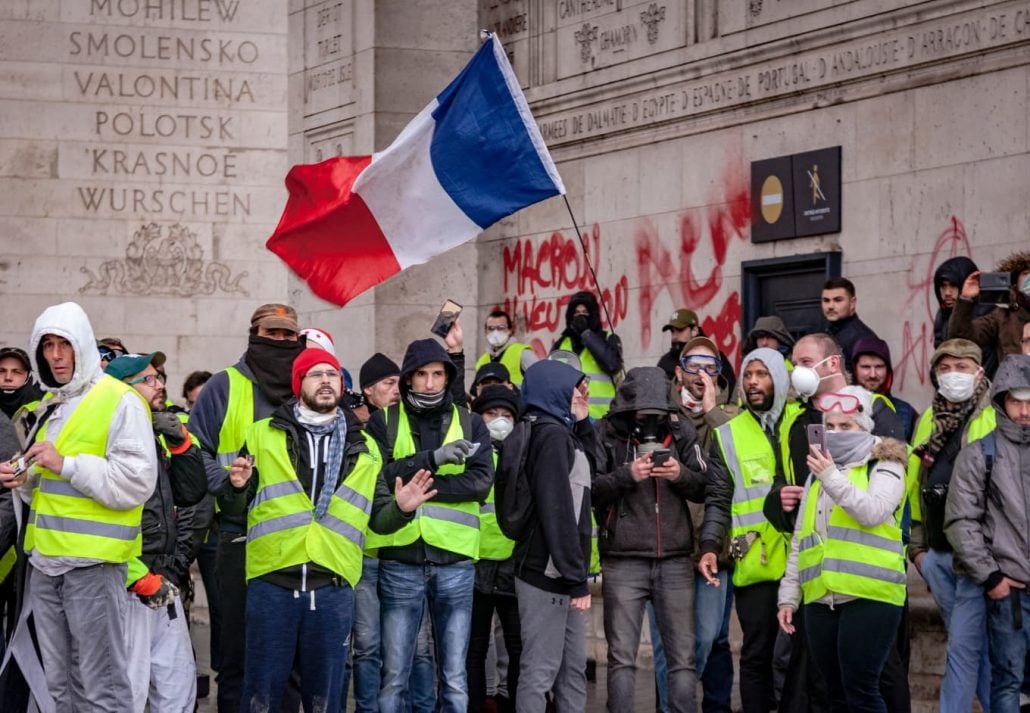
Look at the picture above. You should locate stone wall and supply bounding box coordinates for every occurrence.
[0,0,291,395]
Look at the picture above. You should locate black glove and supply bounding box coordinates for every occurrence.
[152,411,187,448]
[571,314,590,334]
[432,440,475,467]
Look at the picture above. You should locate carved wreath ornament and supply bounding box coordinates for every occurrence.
[80,222,248,297]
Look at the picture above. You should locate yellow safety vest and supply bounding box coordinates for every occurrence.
[479,450,515,561]
[797,462,907,606]
[906,404,995,523]
[366,404,481,560]
[714,408,794,588]
[24,376,147,562]
[556,335,617,419]
[244,418,381,588]
[476,342,532,387]
[215,367,255,470]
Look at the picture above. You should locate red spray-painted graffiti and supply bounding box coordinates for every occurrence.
[894,217,973,391]
[636,183,751,367]
[497,169,750,368]
[500,224,629,354]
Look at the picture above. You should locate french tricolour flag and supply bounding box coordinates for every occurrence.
[267,34,565,307]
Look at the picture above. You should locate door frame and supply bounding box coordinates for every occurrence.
[740,251,843,331]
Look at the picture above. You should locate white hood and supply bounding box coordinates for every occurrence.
[740,346,790,434]
[29,302,102,398]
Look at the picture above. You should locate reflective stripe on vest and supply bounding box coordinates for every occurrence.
[0,545,15,584]
[557,335,616,419]
[370,404,480,559]
[479,450,515,561]
[215,367,255,469]
[797,463,906,606]
[24,376,146,562]
[715,411,789,588]
[906,405,995,523]
[476,342,532,386]
[244,419,381,588]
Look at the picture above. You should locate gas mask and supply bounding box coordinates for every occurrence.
[632,413,668,453]
[791,356,834,398]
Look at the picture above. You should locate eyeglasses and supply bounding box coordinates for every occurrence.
[814,392,864,415]
[679,355,721,376]
[304,370,341,381]
[128,374,162,388]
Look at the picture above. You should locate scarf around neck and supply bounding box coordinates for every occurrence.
[294,403,346,519]
[918,376,990,466]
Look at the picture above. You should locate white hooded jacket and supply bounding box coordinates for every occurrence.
[20,302,157,575]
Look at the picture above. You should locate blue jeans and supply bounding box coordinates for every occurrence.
[920,548,992,713]
[378,560,474,713]
[352,556,382,713]
[696,570,733,713]
[987,590,1030,713]
[241,578,354,713]
[411,601,437,713]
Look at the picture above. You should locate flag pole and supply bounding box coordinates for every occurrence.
[562,194,618,335]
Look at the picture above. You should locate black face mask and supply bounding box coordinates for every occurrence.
[632,414,669,445]
[670,341,685,356]
[244,335,305,406]
[571,314,590,334]
[0,381,43,419]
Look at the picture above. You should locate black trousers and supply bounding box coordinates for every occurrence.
[735,581,780,713]
[466,590,522,713]
[215,536,247,713]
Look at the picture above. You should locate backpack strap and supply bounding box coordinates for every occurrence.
[981,431,996,491]
[457,405,472,440]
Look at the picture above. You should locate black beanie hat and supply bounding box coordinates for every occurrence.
[359,352,400,391]
[471,384,521,418]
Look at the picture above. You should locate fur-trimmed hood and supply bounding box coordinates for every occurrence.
[871,437,907,465]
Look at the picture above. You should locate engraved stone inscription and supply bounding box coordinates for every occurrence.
[541,1,1030,144]
[302,0,355,115]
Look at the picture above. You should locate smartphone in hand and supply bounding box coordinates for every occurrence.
[430,299,463,338]
[807,424,827,456]
[650,448,672,468]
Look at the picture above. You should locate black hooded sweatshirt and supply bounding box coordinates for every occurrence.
[366,339,492,567]
[933,256,999,377]
[551,291,623,376]
[514,360,598,598]
[591,367,717,559]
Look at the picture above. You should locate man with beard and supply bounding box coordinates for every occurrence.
[551,291,623,419]
[851,337,919,442]
[220,348,433,712]
[189,303,306,713]
[674,336,736,712]
[702,348,798,713]
[365,339,492,713]
[950,250,1030,366]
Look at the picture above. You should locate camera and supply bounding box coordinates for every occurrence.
[978,272,1012,306]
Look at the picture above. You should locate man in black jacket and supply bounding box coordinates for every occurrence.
[550,291,623,419]
[365,339,492,713]
[821,277,879,375]
[592,366,721,713]
[513,359,597,713]
[107,352,208,712]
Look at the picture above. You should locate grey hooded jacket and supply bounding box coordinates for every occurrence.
[945,354,1030,589]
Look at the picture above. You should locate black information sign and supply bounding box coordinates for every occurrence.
[791,146,842,237]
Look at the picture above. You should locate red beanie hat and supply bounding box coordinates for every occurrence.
[292,348,342,398]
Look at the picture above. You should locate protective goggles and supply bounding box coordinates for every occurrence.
[97,345,126,362]
[814,391,864,415]
[679,354,721,376]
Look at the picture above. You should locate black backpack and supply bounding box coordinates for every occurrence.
[494,413,538,540]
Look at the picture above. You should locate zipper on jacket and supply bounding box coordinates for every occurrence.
[655,479,662,558]
[301,430,321,592]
